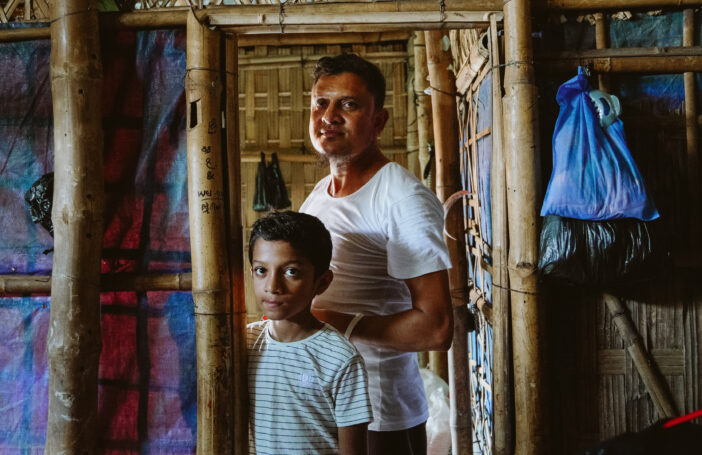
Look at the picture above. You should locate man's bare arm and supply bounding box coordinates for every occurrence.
[338,423,368,455]
[312,269,453,352]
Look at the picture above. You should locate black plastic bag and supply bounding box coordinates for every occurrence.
[24,172,54,236]
[253,152,291,212]
[266,152,291,210]
[538,215,654,286]
[253,153,269,212]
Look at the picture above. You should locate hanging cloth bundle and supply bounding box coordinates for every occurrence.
[253,152,291,212]
[538,68,660,286]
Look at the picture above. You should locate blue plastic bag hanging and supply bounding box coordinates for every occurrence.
[540,67,659,221]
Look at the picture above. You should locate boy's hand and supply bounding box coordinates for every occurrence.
[338,423,368,455]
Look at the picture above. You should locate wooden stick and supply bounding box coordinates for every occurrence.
[536,46,702,73]
[683,9,700,248]
[238,31,411,47]
[489,13,514,455]
[538,0,702,8]
[0,273,194,295]
[593,12,611,92]
[224,32,249,455]
[502,1,547,454]
[413,31,435,190]
[46,0,104,451]
[425,29,472,455]
[186,11,233,454]
[602,293,678,418]
[406,35,420,178]
[237,51,408,68]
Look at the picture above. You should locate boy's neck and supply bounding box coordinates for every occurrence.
[268,312,323,343]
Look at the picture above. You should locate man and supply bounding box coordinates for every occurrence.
[300,54,453,455]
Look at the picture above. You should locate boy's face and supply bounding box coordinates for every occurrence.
[251,239,330,322]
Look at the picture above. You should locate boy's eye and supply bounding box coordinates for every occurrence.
[284,268,299,278]
[253,266,266,276]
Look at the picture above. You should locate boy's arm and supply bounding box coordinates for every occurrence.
[338,423,368,455]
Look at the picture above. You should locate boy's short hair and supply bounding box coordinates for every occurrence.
[248,211,332,278]
[312,54,386,111]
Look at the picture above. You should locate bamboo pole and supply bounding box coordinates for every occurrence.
[602,293,677,418]
[0,273,193,295]
[413,31,435,190]
[224,32,249,455]
[683,9,700,248]
[536,46,702,73]
[46,0,104,451]
[425,29,472,455]
[502,0,547,453]
[238,31,411,47]
[489,13,514,455]
[407,35,421,178]
[422,32,445,381]
[186,11,234,454]
[593,13,611,93]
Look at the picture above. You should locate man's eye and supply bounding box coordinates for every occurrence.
[284,268,299,277]
[343,101,358,109]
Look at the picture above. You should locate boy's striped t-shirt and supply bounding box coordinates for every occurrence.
[247,320,373,455]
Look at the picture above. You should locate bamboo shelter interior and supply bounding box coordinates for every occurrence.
[0,1,701,454]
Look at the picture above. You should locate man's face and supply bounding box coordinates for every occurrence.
[309,72,388,161]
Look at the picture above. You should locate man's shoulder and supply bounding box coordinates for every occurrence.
[375,162,437,199]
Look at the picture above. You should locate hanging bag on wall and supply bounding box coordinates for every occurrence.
[539,68,660,286]
[541,67,659,221]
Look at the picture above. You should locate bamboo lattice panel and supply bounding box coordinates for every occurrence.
[238,41,409,321]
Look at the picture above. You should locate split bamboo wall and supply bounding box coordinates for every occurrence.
[236,42,411,320]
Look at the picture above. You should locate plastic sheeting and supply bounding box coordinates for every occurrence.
[0,28,196,453]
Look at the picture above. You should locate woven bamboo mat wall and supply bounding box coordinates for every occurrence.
[237,42,410,321]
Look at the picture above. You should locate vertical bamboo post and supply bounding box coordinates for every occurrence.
[224,33,249,455]
[489,14,515,455]
[414,31,436,190]
[418,29,445,379]
[46,0,104,452]
[683,9,700,246]
[407,36,420,179]
[502,0,547,453]
[594,13,611,93]
[186,11,234,454]
[425,29,472,455]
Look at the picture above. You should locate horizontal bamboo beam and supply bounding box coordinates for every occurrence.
[538,0,702,8]
[238,31,411,47]
[1,0,702,43]
[537,46,702,73]
[0,273,193,294]
[238,51,408,67]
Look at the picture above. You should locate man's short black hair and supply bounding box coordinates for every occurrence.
[312,53,386,111]
[248,211,332,278]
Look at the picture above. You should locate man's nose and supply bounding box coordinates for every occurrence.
[321,104,341,124]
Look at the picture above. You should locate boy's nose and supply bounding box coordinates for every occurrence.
[264,272,283,293]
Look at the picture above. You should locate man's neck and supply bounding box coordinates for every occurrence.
[328,146,390,197]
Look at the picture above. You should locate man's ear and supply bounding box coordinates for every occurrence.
[373,108,389,135]
[314,269,334,296]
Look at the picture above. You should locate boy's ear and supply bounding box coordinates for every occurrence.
[314,270,334,296]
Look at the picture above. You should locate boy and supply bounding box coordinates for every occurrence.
[247,211,373,455]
